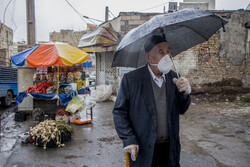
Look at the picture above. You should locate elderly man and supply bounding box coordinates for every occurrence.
[113,35,191,167]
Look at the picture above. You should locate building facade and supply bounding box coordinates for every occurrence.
[179,0,215,10]
[49,29,85,47]
[0,22,13,66]
[49,24,97,48]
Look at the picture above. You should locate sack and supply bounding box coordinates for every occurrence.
[91,84,112,102]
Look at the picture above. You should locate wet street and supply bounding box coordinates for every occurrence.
[180,94,250,167]
[0,94,250,167]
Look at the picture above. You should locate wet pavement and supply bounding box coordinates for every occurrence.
[180,97,250,167]
[1,102,124,167]
[0,94,250,167]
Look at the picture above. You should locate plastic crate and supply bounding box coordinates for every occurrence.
[15,111,26,122]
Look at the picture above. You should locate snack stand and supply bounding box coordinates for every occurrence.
[11,42,92,121]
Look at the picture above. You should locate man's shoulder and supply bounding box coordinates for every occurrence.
[124,65,147,79]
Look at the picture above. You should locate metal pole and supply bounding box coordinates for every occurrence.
[26,0,36,47]
[171,55,179,78]
[6,32,9,66]
[105,6,109,21]
[104,53,106,84]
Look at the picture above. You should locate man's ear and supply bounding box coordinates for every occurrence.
[145,53,151,62]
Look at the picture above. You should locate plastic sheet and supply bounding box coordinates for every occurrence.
[16,87,91,106]
[16,92,75,106]
[91,84,112,102]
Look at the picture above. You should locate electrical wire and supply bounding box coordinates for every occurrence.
[82,16,98,25]
[108,9,116,18]
[64,0,103,25]
[9,10,17,33]
[0,0,14,43]
[108,13,112,19]
[64,0,88,24]
[9,0,17,35]
[65,0,97,25]
[137,1,169,12]
[82,15,103,23]
[3,0,14,24]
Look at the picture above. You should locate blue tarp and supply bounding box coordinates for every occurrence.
[16,88,90,106]
[77,87,91,94]
[82,61,92,67]
[11,45,40,66]
[16,92,74,106]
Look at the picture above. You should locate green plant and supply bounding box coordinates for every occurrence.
[242,95,250,103]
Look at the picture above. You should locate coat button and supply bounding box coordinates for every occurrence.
[148,145,152,149]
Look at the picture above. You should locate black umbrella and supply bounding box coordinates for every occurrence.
[112,8,228,68]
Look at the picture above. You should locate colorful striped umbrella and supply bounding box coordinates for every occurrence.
[11,42,88,67]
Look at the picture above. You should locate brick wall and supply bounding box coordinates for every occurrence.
[174,11,250,93]
[119,12,160,38]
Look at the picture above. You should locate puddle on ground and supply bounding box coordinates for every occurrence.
[235,130,245,134]
[0,138,17,152]
[207,125,226,134]
[243,141,250,148]
[64,155,84,159]
[196,140,219,150]
[182,136,229,167]
[97,136,116,143]
[182,138,205,155]
[72,137,84,141]
[223,134,235,137]
[101,122,113,127]
[83,138,93,143]
[242,116,250,120]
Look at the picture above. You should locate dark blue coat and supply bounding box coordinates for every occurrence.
[113,65,191,167]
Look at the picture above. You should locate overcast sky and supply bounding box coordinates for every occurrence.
[0,0,249,42]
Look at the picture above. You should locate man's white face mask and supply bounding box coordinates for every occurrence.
[150,54,173,74]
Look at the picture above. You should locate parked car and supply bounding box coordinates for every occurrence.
[0,66,17,106]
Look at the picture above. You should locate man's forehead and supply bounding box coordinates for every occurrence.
[152,42,170,52]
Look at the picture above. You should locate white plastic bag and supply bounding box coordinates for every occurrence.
[84,94,96,107]
[91,84,112,102]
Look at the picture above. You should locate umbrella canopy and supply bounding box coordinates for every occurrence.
[11,42,89,67]
[78,22,119,52]
[112,8,228,68]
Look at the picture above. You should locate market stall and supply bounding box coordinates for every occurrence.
[78,22,120,94]
[11,42,93,122]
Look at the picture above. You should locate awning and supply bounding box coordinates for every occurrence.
[78,22,119,52]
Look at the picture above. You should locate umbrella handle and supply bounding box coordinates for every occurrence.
[126,152,130,167]
[171,56,179,78]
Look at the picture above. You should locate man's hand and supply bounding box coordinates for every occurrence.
[124,145,139,161]
[173,77,191,95]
